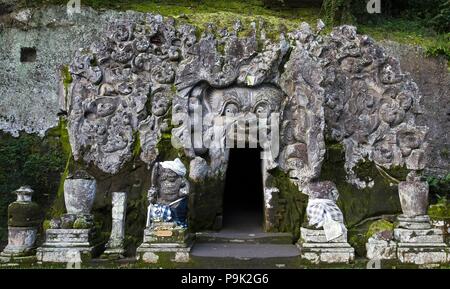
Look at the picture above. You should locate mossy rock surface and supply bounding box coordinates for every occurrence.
[267,168,308,239]
[428,203,450,220]
[366,219,394,239]
[8,202,42,227]
[320,141,404,228]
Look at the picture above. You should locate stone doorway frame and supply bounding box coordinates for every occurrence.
[183,83,285,232]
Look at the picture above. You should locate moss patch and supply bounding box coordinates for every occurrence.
[266,168,308,239]
[16,0,450,60]
[189,176,226,232]
[366,219,394,239]
[320,140,403,228]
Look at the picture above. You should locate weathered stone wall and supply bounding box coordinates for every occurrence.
[0,6,121,137]
[382,41,450,177]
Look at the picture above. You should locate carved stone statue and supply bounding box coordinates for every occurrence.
[146,158,189,228]
[303,181,347,241]
[298,181,355,264]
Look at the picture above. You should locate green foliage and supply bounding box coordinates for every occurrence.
[427,172,450,204]
[0,118,70,243]
[429,1,450,33]
[321,0,354,26]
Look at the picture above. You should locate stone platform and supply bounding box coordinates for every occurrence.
[136,222,192,263]
[36,229,96,263]
[297,227,354,264]
[366,215,449,264]
[0,227,37,263]
[394,215,449,264]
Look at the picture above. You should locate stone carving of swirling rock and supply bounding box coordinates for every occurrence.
[320,25,428,187]
[66,13,428,199]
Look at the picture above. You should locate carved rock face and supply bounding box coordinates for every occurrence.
[66,14,428,198]
[320,26,428,187]
[207,86,283,118]
[304,181,339,202]
[158,168,184,204]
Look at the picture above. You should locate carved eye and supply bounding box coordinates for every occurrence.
[224,103,238,116]
[254,103,269,116]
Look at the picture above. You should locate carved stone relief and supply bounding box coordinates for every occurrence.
[66,13,429,223]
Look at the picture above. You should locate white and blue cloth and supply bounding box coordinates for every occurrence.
[306,198,347,241]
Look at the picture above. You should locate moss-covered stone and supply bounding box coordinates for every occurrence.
[8,201,42,227]
[366,219,394,239]
[266,168,308,239]
[73,216,93,229]
[320,140,403,228]
[189,176,226,232]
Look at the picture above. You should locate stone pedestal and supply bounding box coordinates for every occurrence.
[394,215,448,264]
[0,186,40,263]
[366,238,397,260]
[36,229,96,263]
[136,222,193,263]
[102,192,127,259]
[0,227,37,263]
[297,227,354,264]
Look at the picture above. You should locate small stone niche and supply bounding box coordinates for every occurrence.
[20,47,37,63]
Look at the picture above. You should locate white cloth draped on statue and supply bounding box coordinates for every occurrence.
[306,198,347,241]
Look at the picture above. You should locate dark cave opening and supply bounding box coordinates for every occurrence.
[222,148,264,232]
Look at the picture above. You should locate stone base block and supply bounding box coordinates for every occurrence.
[36,246,94,263]
[0,253,36,263]
[143,222,191,244]
[397,243,448,264]
[136,243,192,263]
[36,228,97,263]
[297,242,355,264]
[397,215,431,230]
[297,229,355,265]
[299,227,347,243]
[101,247,125,259]
[366,238,397,260]
[394,228,444,243]
[0,227,37,261]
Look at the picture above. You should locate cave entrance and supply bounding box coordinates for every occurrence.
[222,147,264,232]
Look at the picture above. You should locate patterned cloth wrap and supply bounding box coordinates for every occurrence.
[150,203,173,223]
[306,198,347,241]
[149,198,188,228]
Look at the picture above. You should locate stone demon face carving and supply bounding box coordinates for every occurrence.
[206,86,283,118]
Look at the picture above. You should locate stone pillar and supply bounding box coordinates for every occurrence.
[393,171,448,264]
[37,171,98,263]
[0,186,41,263]
[103,192,127,258]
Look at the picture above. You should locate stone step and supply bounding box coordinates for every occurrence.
[195,231,294,244]
[191,243,300,259]
[394,228,444,243]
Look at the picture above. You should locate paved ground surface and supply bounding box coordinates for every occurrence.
[191,243,300,259]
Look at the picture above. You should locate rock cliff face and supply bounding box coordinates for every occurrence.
[382,41,450,177]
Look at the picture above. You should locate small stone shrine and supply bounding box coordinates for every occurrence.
[0,186,41,263]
